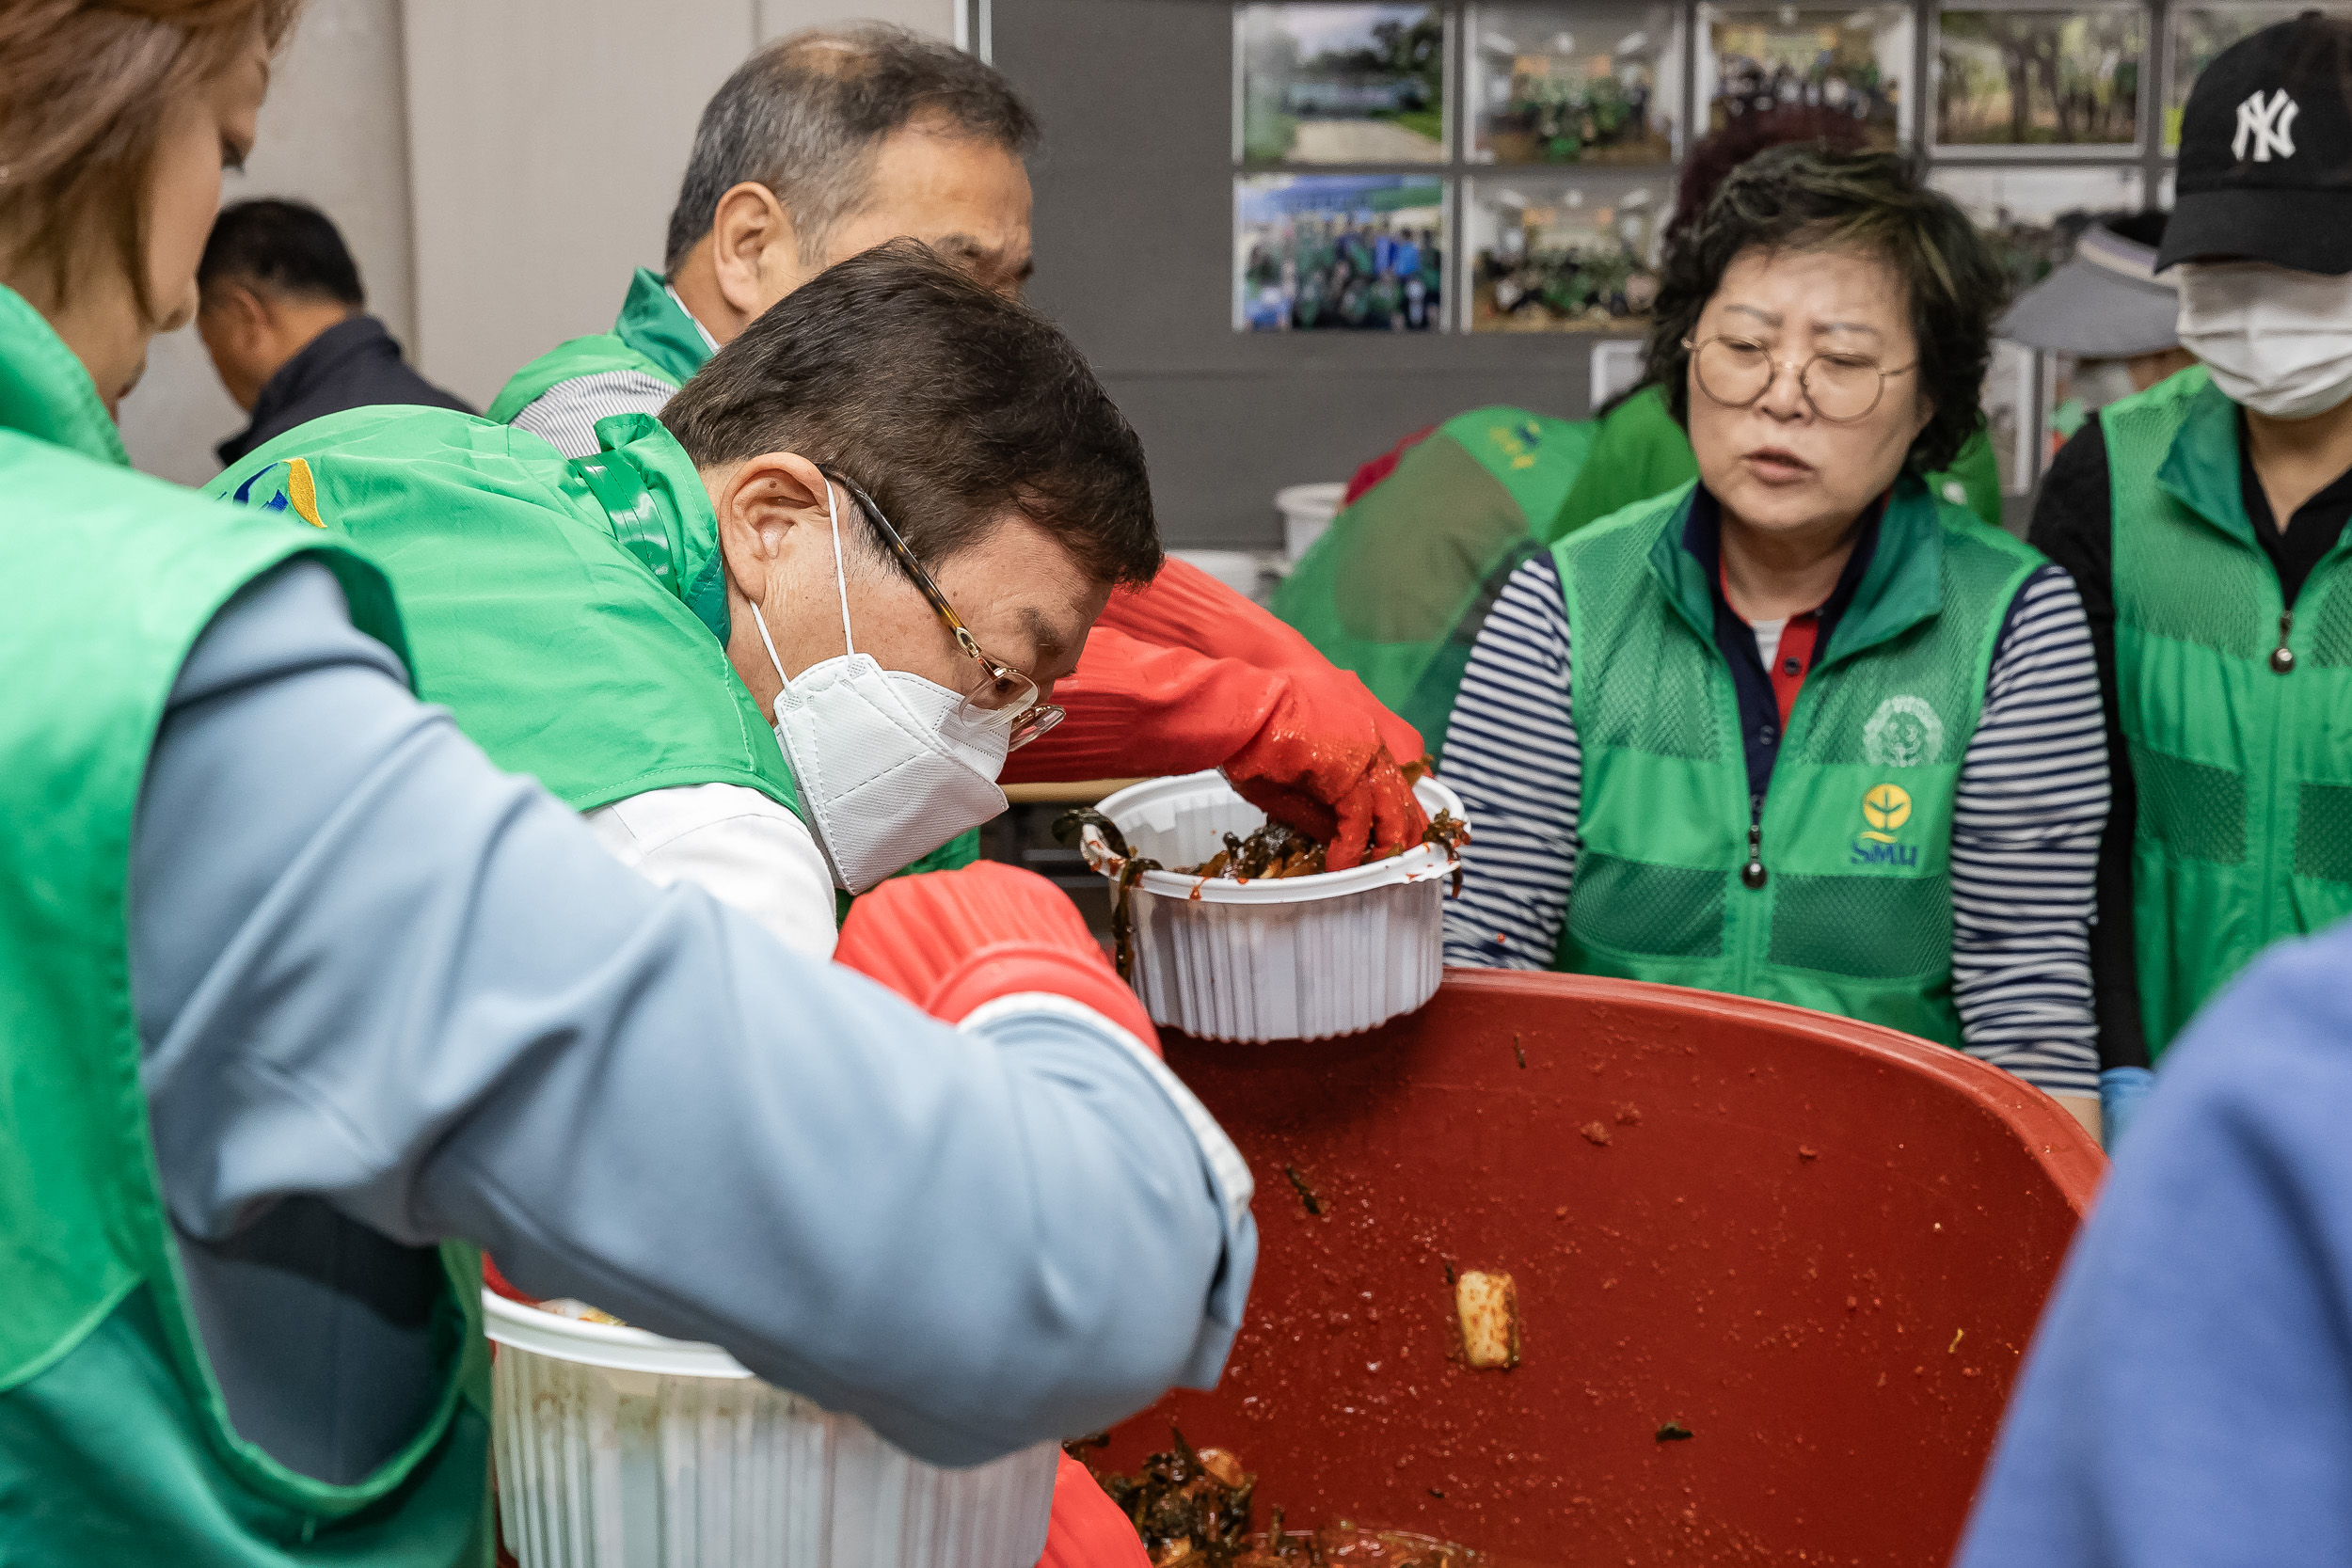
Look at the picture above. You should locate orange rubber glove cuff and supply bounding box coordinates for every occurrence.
[1036,1452,1150,1568]
[922,941,1161,1057]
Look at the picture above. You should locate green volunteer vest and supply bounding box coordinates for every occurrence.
[2104,367,2352,1057]
[210,408,803,822]
[1274,407,1595,761]
[0,283,492,1566]
[484,265,709,424]
[1543,383,2007,543]
[1552,476,2042,1045]
[481,272,981,875]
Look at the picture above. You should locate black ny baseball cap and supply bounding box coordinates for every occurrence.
[2160,11,2352,276]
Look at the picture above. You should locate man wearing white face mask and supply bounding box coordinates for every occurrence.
[213,240,1155,955]
[2026,12,2352,1148]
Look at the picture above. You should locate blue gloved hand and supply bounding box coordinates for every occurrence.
[2100,1066,2156,1151]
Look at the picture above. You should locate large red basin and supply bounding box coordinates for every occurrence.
[1100,971,2104,1568]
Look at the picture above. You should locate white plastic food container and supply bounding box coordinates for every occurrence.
[484,1291,1057,1568]
[1275,482,1346,562]
[1080,770,1467,1043]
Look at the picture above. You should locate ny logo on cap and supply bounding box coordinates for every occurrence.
[2233,88,2299,162]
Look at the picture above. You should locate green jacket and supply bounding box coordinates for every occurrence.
[1273,407,1594,760]
[1545,383,2008,543]
[2105,367,2352,1056]
[484,272,978,878]
[0,283,492,1565]
[210,408,803,822]
[1552,475,2043,1045]
[484,265,709,424]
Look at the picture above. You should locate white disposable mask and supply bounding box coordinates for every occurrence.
[752,482,1009,894]
[2176,261,2352,420]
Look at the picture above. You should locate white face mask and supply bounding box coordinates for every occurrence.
[751,481,1009,894]
[2176,261,2352,420]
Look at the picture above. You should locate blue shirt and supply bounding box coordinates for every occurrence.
[1958,915,2352,1566]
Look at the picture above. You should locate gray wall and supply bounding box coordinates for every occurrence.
[994,0,1612,549]
[116,1,959,482]
[119,0,418,484]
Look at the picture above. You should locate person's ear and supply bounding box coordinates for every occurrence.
[709,182,801,320]
[711,451,832,610]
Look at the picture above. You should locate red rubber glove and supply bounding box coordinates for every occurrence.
[1035,1453,1149,1568]
[1221,689,1426,871]
[834,862,1158,1053]
[1002,628,1425,872]
[1094,556,1424,766]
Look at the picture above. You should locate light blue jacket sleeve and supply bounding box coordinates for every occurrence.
[1956,920,2352,1567]
[132,561,1255,1472]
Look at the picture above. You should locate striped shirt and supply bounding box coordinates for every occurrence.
[1439,552,2109,1098]
[510,284,714,458]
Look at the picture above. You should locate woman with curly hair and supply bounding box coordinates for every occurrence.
[1440,147,2109,1138]
[1549,109,2005,540]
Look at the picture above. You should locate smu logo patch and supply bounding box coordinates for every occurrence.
[1851,783,1919,868]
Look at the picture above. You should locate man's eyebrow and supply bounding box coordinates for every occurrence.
[1018,604,1073,664]
[1724,302,1781,326]
[1812,320,1883,337]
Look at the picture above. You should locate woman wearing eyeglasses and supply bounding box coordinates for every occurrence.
[1439,147,2110,1139]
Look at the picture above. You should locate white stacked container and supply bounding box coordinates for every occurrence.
[1274,482,1346,561]
[485,1291,1057,1568]
[1081,771,1467,1043]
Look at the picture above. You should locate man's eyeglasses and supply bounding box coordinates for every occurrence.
[819,467,1065,752]
[1683,335,1917,423]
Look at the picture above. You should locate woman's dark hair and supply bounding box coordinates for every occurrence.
[1643,145,2005,477]
[1660,105,1874,261]
[663,238,1159,588]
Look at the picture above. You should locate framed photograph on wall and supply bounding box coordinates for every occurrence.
[1466,172,1669,331]
[1935,3,2149,149]
[1237,3,1448,164]
[1235,174,1450,331]
[1697,3,1912,146]
[1465,2,1683,165]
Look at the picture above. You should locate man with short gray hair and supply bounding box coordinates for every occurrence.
[485,22,1433,900]
[490,24,1034,454]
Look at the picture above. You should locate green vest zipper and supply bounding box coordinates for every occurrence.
[1551,477,2043,1047]
[2106,366,2352,1057]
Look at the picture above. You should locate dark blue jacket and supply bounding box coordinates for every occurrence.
[215,314,471,467]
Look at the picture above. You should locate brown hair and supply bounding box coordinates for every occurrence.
[0,0,301,317]
[662,239,1159,588]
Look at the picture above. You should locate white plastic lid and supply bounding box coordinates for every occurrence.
[1081,771,1466,906]
[482,1290,754,1379]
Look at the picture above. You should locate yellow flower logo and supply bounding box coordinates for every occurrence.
[1861,784,1912,842]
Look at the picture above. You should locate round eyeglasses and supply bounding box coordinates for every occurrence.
[1684,335,1917,423]
[818,467,1065,752]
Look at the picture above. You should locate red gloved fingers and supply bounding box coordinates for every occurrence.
[1001,626,1284,786]
[1230,775,1341,847]
[1098,560,1427,767]
[1036,1453,1150,1568]
[1323,748,1431,872]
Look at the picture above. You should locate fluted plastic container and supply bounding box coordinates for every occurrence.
[1080,770,1467,1042]
[484,1291,1057,1568]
